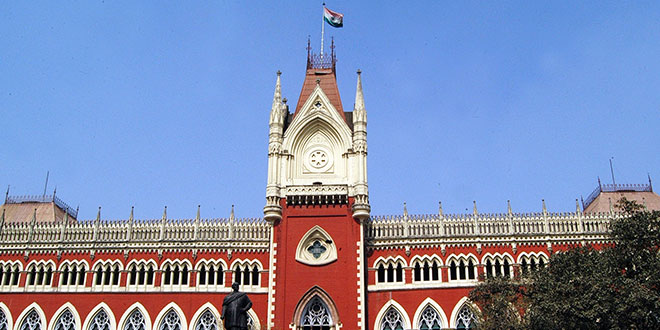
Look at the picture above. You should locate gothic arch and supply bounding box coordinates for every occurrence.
[295,225,338,266]
[0,302,13,330]
[449,297,479,329]
[14,303,47,330]
[47,303,82,330]
[153,302,187,330]
[81,302,116,330]
[373,300,411,330]
[411,298,448,329]
[292,286,340,329]
[189,303,222,330]
[116,302,151,330]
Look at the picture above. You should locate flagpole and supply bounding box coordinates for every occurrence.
[321,3,325,57]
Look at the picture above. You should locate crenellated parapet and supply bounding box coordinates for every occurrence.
[367,211,615,251]
[0,216,271,254]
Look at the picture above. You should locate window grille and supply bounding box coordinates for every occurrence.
[123,309,146,330]
[418,306,441,330]
[456,305,477,329]
[380,307,403,330]
[159,310,181,330]
[194,310,217,330]
[0,309,8,330]
[53,309,76,330]
[20,309,41,330]
[89,310,111,330]
[301,297,332,326]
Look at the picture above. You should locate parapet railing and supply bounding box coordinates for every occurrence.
[5,194,78,219]
[0,217,270,250]
[367,211,613,244]
[583,183,652,210]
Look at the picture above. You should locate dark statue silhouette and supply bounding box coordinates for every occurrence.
[221,282,253,330]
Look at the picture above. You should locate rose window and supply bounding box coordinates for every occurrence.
[309,150,328,168]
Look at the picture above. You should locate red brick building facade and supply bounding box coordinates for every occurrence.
[0,48,656,330]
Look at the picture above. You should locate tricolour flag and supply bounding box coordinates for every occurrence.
[324,7,343,28]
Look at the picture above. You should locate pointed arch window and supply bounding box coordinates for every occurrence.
[418,306,441,330]
[301,297,333,328]
[53,309,76,330]
[19,309,41,330]
[88,310,111,330]
[123,309,146,330]
[380,307,403,330]
[159,309,181,330]
[455,305,477,330]
[194,310,217,330]
[0,309,8,330]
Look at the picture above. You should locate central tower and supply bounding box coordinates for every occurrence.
[264,43,370,329]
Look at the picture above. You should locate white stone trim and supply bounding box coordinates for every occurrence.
[47,302,82,330]
[295,225,337,266]
[13,302,47,330]
[0,302,13,330]
[189,302,222,330]
[449,297,479,329]
[411,297,449,329]
[267,227,277,328]
[81,302,116,330]
[373,299,411,330]
[153,302,187,330]
[116,302,152,330]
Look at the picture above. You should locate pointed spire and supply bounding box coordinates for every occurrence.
[272,71,282,109]
[96,206,101,222]
[230,204,235,221]
[649,173,653,192]
[472,201,478,215]
[162,206,167,222]
[4,185,9,204]
[403,202,408,217]
[53,187,57,199]
[576,199,581,213]
[129,206,134,222]
[507,200,512,215]
[354,69,364,111]
[597,176,602,191]
[438,201,443,216]
[196,205,201,221]
[542,199,547,214]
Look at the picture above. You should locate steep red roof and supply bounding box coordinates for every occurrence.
[294,67,345,120]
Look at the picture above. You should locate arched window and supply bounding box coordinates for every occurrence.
[19,309,41,330]
[159,309,181,330]
[418,306,441,330]
[123,309,146,330]
[455,305,477,329]
[194,310,217,330]
[377,264,385,283]
[53,309,76,330]
[199,266,206,285]
[301,297,332,329]
[380,307,403,330]
[0,308,9,330]
[412,258,441,283]
[88,310,111,330]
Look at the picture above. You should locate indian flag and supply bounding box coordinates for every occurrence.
[324,7,343,28]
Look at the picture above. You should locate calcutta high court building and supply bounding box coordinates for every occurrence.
[1,43,659,330]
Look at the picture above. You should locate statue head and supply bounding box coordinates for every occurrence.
[232,282,240,292]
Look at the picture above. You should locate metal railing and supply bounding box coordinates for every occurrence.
[4,195,78,219]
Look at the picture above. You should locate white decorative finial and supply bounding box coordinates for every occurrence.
[473,201,478,215]
[438,201,443,216]
[272,71,282,109]
[507,200,512,215]
[354,69,364,111]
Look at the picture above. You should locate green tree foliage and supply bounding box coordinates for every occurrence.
[469,275,527,330]
[469,198,660,330]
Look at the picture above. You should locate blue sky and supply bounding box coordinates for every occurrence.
[1,1,659,220]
